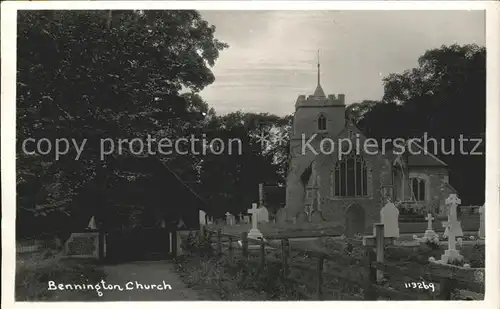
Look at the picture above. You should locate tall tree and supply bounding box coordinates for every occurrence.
[17,10,227,233]
[357,44,485,205]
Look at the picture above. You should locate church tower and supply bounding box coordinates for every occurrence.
[290,51,347,157]
[285,51,347,221]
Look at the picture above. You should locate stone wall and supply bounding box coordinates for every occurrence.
[315,150,391,230]
[321,197,378,232]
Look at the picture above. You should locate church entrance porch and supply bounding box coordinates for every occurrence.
[344,203,365,237]
[105,225,174,263]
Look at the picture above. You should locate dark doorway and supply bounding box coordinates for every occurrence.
[344,203,365,237]
[105,226,174,263]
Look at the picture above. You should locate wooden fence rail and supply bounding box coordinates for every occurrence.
[199,225,483,300]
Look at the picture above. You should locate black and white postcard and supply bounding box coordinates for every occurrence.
[2,1,499,308]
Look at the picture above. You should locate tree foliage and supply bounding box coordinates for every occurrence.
[17,10,228,233]
[356,44,485,205]
[16,10,485,239]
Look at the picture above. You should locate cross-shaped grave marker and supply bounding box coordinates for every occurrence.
[425,213,434,231]
[363,223,395,283]
[440,194,463,263]
[423,213,439,239]
[247,203,263,239]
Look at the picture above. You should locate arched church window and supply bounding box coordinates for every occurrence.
[317,114,327,131]
[333,154,368,197]
[410,178,426,201]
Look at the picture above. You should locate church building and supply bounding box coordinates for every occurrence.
[284,57,456,235]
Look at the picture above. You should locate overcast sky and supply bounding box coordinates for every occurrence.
[198,10,485,116]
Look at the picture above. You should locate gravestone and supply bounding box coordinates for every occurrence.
[296,211,308,224]
[310,210,324,223]
[380,202,400,238]
[238,213,244,224]
[64,232,102,259]
[243,215,250,224]
[424,213,438,239]
[276,208,287,224]
[257,206,269,223]
[443,212,463,238]
[87,216,97,230]
[478,205,485,239]
[440,194,464,263]
[199,210,207,226]
[225,212,235,226]
[247,203,263,239]
[344,203,365,238]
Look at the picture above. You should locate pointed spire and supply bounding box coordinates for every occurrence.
[317,49,320,86]
[313,50,326,97]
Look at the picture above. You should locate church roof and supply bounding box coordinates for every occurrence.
[407,153,447,167]
[406,140,448,167]
[313,84,326,97]
[389,140,448,168]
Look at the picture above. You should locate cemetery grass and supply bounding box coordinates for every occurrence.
[317,237,485,268]
[316,237,485,300]
[16,249,106,301]
[176,235,362,300]
[174,254,310,300]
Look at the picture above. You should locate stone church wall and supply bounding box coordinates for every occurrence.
[409,166,451,215]
[317,154,392,231]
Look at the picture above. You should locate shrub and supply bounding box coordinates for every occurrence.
[16,250,105,301]
[182,231,214,257]
[466,243,485,268]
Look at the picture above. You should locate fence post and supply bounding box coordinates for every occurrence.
[228,235,233,266]
[241,232,248,259]
[364,247,377,300]
[316,255,324,300]
[439,278,455,300]
[175,230,182,257]
[281,238,289,295]
[260,238,265,268]
[375,224,385,283]
[217,229,222,255]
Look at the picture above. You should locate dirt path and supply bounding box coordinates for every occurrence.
[98,261,205,301]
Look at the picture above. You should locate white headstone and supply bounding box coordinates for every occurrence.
[380,202,399,237]
[425,213,434,231]
[199,210,207,226]
[225,212,235,226]
[177,217,186,229]
[478,205,485,239]
[440,194,464,263]
[424,213,438,239]
[87,216,97,230]
[445,194,463,237]
[257,206,269,223]
[247,203,263,239]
